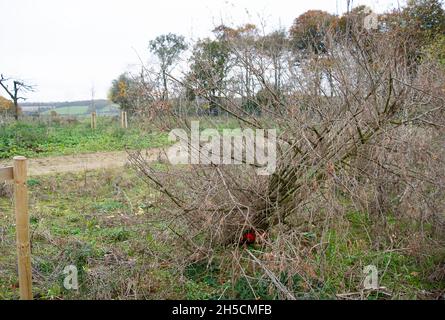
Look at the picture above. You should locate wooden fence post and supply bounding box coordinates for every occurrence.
[91,112,97,129]
[13,156,32,300]
[121,111,128,129]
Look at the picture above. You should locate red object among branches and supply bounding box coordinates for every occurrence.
[241,230,256,245]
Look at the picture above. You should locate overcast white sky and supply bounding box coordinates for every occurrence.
[0,0,404,102]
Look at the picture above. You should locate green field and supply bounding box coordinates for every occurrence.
[0,118,170,159]
[43,106,89,115]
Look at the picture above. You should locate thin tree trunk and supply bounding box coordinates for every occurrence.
[13,100,19,120]
[13,81,18,120]
[162,70,169,101]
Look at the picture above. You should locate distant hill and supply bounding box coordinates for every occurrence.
[20,99,120,116]
[21,99,111,108]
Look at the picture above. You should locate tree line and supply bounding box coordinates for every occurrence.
[108,0,445,117]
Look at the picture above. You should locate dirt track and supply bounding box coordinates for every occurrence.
[0,148,163,176]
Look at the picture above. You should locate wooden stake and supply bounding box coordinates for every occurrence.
[0,166,13,181]
[121,111,128,129]
[13,156,32,300]
[91,112,97,129]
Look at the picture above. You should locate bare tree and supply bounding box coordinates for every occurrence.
[0,74,34,120]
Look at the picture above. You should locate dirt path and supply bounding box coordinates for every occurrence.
[0,148,164,176]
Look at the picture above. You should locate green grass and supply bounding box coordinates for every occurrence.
[0,168,279,300]
[305,211,445,299]
[0,168,182,299]
[0,118,170,159]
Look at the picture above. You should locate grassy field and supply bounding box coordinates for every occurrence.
[0,117,170,159]
[0,117,443,300]
[42,106,89,115]
[0,167,442,299]
[0,168,234,299]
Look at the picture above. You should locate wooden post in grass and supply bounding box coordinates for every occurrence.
[91,111,97,130]
[13,156,32,300]
[0,157,32,300]
[121,111,128,129]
